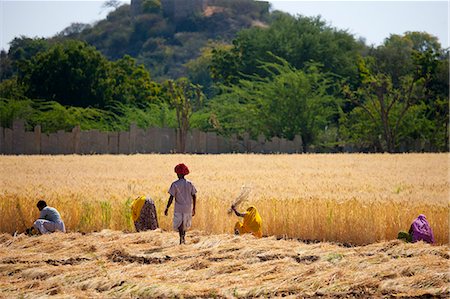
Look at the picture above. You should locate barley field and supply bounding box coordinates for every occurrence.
[0,154,448,244]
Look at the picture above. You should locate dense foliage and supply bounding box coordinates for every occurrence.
[340,32,449,152]
[64,0,271,80]
[0,0,447,152]
[210,12,363,87]
[208,58,339,145]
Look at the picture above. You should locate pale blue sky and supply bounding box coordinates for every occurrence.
[269,1,449,47]
[0,0,448,51]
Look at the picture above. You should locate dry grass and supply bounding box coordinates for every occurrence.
[0,154,448,245]
[0,230,448,298]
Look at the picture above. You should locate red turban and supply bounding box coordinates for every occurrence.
[174,163,189,175]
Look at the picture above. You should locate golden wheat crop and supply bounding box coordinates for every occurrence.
[0,154,448,244]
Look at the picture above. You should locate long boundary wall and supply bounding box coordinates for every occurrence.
[0,120,303,154]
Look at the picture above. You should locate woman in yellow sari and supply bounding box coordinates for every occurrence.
[231,205,262,238]
[131,196,159,232]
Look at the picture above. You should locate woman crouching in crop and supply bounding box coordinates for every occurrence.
[231,205,262,238]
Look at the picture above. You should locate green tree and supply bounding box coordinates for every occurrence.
[0,98,34,128]
[58,23,92,37]
[109,55,161,107]
[342,32,448,152]
[0,98,118,132]
[210,43,241,85]
[0,50,13,81]
[370,31,444,88]
[211,13,363,87]
[0,77,27,100]
[165,77,203,153]
[103,0,122,10]
[341,56,436,152]
[413,47,449,150]
[209,56,339,147]
[19,40,112,108]
[16,41,162,110]
[142,0,161,14]
[5,37,50,79]
[185,44,220,97]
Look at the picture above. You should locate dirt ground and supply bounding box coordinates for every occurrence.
[0,230,448,298]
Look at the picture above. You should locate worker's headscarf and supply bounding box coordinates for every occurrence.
[131,196,146,222]
[175,163,190,175]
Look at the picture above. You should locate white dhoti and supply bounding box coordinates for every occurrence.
[33,219,66,234]
[173,212,192,231]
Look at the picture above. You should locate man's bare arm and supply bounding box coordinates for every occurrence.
[165,195,174,216]
[192,194,196,216]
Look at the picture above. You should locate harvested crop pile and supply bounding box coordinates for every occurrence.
[0,230,448,298]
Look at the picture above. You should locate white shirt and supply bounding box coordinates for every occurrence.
[39,206,63,223]
[168,178,197,214]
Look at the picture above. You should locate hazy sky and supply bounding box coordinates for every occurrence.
[270,1,449,47]
[0,0,448,51]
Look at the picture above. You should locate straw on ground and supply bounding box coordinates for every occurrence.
[0,230,448,298]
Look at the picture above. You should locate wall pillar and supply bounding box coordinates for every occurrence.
[72,126,80,154]
[129,123,137,154]
[0,126,3,153]
[34,125,41,154]
[12,120,25,154]
[294,135,303,153]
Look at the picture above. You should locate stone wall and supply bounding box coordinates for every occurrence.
[0,120,303,155]
[161,0,206,20]
[130,0,143,17]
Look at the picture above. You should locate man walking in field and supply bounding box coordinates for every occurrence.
[32,200,66,234]
[165,163,197,245]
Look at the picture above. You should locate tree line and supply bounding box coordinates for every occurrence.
[0,4,448,152]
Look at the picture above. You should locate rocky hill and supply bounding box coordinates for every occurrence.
[61,0,271,80]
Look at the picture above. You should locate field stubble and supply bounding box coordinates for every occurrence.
[0,230,448,298]
[0,154,448,245]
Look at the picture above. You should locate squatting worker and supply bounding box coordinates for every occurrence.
[131,196,159,232]
[32,200,66,234]
[398,214,435,244]
[165,163,197,245]
[231,205,262,238]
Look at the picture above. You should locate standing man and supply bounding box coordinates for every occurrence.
[165,163,197,244]
[32,200,66,234]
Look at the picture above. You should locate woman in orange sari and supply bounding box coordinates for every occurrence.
[231,205,262,238]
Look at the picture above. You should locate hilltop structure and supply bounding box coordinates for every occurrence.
[130,0,269,20]
[131,0,206,19]
[130,0,143,16]
[161,0,206,20]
